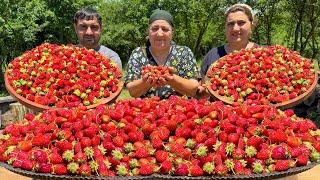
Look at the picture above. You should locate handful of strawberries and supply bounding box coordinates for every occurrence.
[141,65,175,86]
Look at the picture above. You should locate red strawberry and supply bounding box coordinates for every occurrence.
[155,150,169,163]
[158,126,170,141]
[190,165,204,176]
[49,152,63,164]
[56,140,72,152]
[232,148,246,160]
[247,136,264,149]
[113,135,124,147]
[256,149,270,160]
[33,149,48,163]
[134,148,149,159]
[287,136,301,147]
[53,164,68,175]
[78,163,91,176]
[175,163,189,176]
[215,164,228,176]
[21,160,34,171]
[296,154,308,166]
[269,130,287,143]
[38,163,52,173]
[74,151,87,163]
[138,164,154,175]
[228,133,240,144]
[234,160,245,175]
[195,132,207,143]
[17,141,32,151]
[271,146,288,160]
[160,160,173,174]
[274,160,293,171]
[151,139,163,149]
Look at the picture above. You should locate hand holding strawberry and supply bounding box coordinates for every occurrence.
[141,65,175,88]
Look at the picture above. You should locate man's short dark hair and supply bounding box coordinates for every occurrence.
[73,7,102,26]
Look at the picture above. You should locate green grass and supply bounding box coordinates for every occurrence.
[117,88,132,100]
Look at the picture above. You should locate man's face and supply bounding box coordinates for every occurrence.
[74,17,102,49]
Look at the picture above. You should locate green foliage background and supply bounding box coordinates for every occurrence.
[0,0,319,72]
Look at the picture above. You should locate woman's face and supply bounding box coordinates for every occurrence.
[225,11,252,44]
[149,20,173,51]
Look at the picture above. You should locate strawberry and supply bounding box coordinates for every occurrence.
[151,139,163,149]
[138,164,154,175]
[256,149,270,160]
[195,131,207,143]
[271,146,288,160]
[175,163,189,176]
[32,149,48,163]
[112,135,125,147]
[190,164,204,176]
[134,148,149,159]
[53,164,68,175]
[74,151,87,163]
[234,160,245,175]
[269,130,287,143]
[158,126,170,141]
[232,148,246,160]
[116,164,128,176]
[215,164,228,176]
[228,133,240,144]
[49,152,63,164]
[56,140,72,152]
[21,159,34,171]
[274,160,294,171]
[17,141,32,151]
[287,136,301,147]
[296,154,308,166]
[38,163,52,173]
[247,136,264,149]
[155,150,169,163]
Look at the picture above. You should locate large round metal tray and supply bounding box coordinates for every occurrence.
[205,61,318,110]
[4,70,123,112]
[0,162,154,180]
[0,162,318,180]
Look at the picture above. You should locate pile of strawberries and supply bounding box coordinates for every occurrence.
[6,43,122,108]
[0,96,319,177]
[141,65,174,85]
[207,45,316,104]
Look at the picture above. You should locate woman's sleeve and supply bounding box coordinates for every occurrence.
[180,47,200,80]
[124,47,144,84]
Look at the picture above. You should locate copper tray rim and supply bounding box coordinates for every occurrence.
[0,162,318,180]
[205,58,318,110]
[4,69,124,112]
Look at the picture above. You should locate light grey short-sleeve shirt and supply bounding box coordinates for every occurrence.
[98,45,122,69]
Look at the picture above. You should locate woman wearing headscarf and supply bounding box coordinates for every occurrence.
[125,9,200,99]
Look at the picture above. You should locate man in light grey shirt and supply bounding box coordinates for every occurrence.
[73,7,122,69]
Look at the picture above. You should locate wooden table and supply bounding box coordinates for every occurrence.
[0,165,319,180]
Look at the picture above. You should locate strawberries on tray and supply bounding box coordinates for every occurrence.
[6,43,122,108]
[0,96,319,177]
[206,45,317,105]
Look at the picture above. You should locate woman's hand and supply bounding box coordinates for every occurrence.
[196,83,210,98]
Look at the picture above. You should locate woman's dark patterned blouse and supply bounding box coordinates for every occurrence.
[125,45,200,99]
